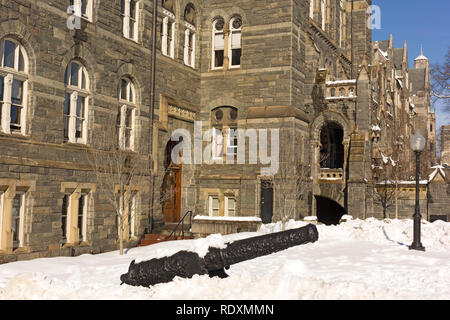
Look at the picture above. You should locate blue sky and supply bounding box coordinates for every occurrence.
[372,0,450,132]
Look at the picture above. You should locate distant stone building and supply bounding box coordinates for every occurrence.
[0,0,447,264]
[441,125,450,166]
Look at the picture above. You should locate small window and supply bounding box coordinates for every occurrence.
[121,0,139,41]
[209,196,220,216]
[118,78,136,151]
[0,39,29,135]
[78,194,87,242]
[226,128,238,157]
[225,196,236,216]
[61,194,69,241]
[64,61,89,144]
[11,193,25,249]
[212,18,225,69]
[330,88,336,97]
[229,17,242,68]
[212,128,223,160]
[162,14,175,58]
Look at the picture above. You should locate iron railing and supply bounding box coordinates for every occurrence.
[168,210,193,240]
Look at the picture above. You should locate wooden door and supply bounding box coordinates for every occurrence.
[162,164,182,223]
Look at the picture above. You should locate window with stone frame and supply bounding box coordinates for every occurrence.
[0,184,31,252]
[229,16,242,68]
[0,38,29,135]
[208,195,220,216]
[212,126,224,161]
[183,4,196,68]
[11,192,25,250]
[226,127,238,160]
[69,0,93,21]
[118,78,136,151]
[64,60,89,144]
[61,188,91,244]
[161,6,175,59]
[212,18,225,69]
[121,0,139,41]
[224,196,236,216]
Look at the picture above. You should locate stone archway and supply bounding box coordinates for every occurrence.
[315,195,347,225]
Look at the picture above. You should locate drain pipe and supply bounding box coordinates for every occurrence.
[148,0,158,233]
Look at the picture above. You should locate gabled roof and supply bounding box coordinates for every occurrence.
[377,40,390,53]
[429,165,446,182]
[393,48,404,70]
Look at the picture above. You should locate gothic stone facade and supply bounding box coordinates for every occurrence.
[441,125,450,166]
[0,0,447,263]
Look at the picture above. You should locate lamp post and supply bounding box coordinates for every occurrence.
[409,131,426,252]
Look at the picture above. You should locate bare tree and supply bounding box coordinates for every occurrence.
[87,127,152,255]
[373,166,396,219]
[431,46,450,110]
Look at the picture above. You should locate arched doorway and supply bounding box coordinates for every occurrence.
[320,122,344,169]
[160,139,182,223]
[315,195,346,225]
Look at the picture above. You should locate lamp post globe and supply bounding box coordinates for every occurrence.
[409,131,426,252]
[410,131,426,152]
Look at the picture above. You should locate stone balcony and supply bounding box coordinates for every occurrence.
[319,168,344,182]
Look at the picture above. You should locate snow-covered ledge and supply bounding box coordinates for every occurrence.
[191,216,262,238]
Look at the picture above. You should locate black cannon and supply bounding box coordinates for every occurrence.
[120,223,318,288]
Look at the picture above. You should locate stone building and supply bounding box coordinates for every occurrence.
[0,0,447,263]
[441,125,450,166]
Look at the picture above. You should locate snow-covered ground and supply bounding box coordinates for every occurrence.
[0,217,449,300]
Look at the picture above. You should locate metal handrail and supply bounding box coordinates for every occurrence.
[168,210,193,240]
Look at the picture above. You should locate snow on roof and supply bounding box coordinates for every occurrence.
[371,125,381,132]
[378,49,389,59]
[415,46,428,61]
[326,79,357,85]
[429,165,446,181]
[325,96,357,100]
[193,215,262,222]
[378,180,428,185]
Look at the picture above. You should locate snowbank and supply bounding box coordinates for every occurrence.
[0,218,449,300]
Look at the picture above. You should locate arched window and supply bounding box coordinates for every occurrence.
[212,18,225,69]
[161,1,175,58]
[121,0,139,41]
[63,60,89,144]
[229,16,242,68]
[117,78,136,151]
[0,38,29,135]
[183,4,196,68]
[320,122,344,169]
